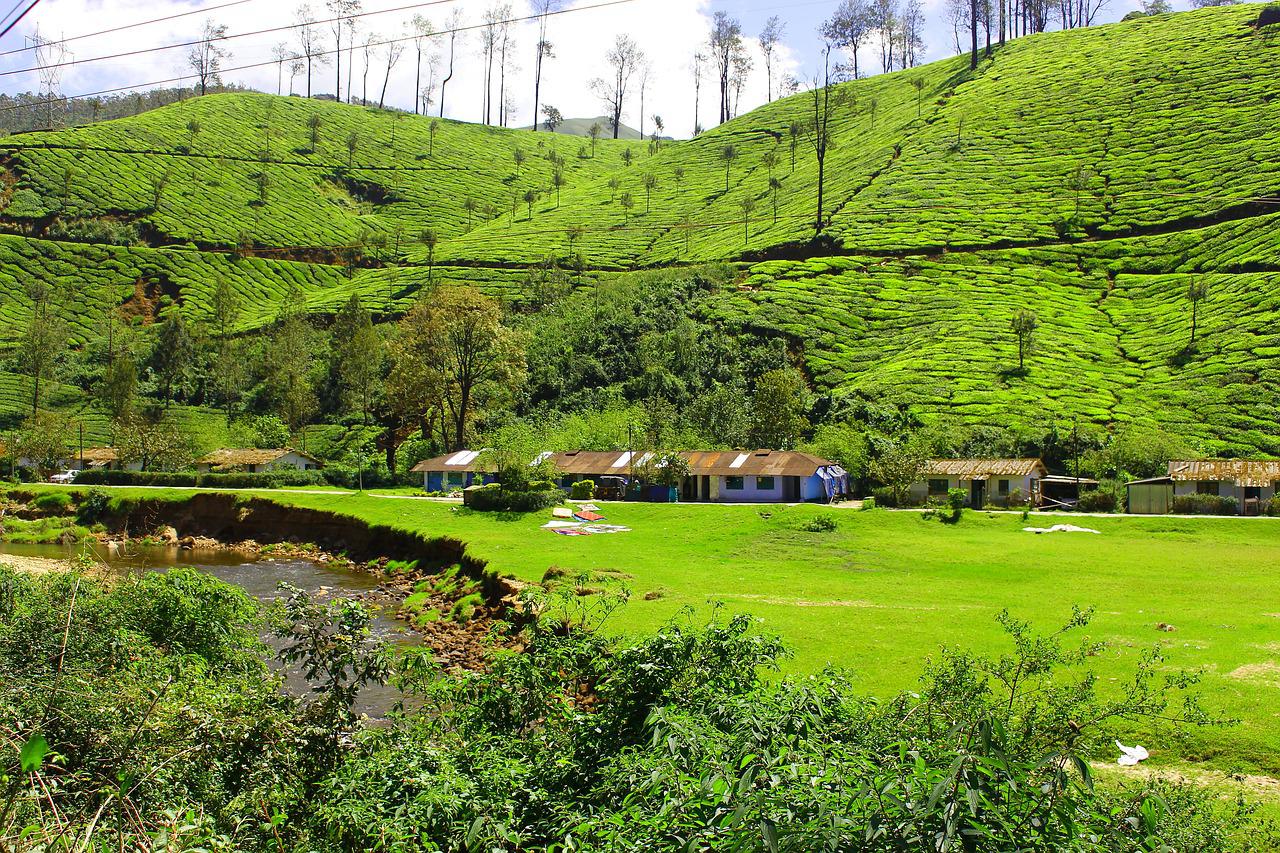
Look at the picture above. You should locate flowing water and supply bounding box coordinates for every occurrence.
[0,541,419,716]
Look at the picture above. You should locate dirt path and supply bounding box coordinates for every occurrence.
[1096,762,1280,803]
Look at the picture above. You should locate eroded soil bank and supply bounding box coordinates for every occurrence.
[3,490,527,671]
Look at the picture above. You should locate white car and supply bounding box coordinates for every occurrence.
[49,470,79,484]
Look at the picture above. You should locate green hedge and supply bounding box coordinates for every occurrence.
[466,483,560,513]
[72,469,328,489]
[1171,493,1238,516]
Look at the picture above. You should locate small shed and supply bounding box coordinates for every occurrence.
[1126,476,1174,515]
[1039,475,1101,510]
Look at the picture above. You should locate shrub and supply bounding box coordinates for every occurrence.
[32,491,72,514]
[870,486,900,507]
[75,488,111,524]
[801,514,838,532]
[947,488,968,511]
[467,483,559,513]
[1076,489,1117,513]
[570,479,595,500]
[1171,493,1238,516]
[1268,496,1280,517]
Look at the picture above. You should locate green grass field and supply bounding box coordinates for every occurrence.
[22,485,1279,777]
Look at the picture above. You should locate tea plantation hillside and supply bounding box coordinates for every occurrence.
[0,4,1278,447]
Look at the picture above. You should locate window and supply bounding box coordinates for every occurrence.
[998,479,1010,496]
[928,478,949,496]
[756,476,776,491]
[1196,481,1219,496]
[446,472,464,488]
[725,476,745,491]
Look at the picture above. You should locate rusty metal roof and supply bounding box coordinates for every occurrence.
[196,448,321,468]
[682,450,834,477]
[75,447,119,464]
[924,459,1047,480]
[1167,459,1280,488]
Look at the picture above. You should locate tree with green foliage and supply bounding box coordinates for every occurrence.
[97,313,138,431]
[719,143,737,192]
[513,146,526,177]
[150,306,195,408]
[307,114,322,150]
[672,165,685,195]
[428,118,439,156]
[788,120,802,172]
[642,172,657,213]
[621,147,634,167]
[13,411,71,475]
[588,121,602,156]
[115,412,193,471]
[738,195,756,244]
[266,291,318,437]
[749,367,810,449]
[552,167,567,207]
[188,19,230,97]
[19,280,66,417]
[524,188,539,220]
[1011,308,1039,372]
[768,176,783,224]
[345,131,358,167]
[607,175,621,201]
[148,170,171,211]
[619,191,635,223]
[186,118,202,151]
[1187,277,1209,346]
[871,440,929,505]
[330,294,384,424]
[912,77,926,117]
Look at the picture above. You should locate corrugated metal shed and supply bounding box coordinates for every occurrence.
[924,459,1047,480]
[1167,459,1280,488]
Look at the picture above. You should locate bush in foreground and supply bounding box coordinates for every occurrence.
[1,566,1271,851]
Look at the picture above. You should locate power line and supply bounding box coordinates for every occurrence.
[0,0,637,113]
[0,0,260,58]
[0,0,42,41]
[0,0,467,78]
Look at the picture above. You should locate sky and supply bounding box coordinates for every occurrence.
[0,0,1234,138]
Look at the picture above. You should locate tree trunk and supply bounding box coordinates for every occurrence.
[971,0,980,69]
[414,48,422,114]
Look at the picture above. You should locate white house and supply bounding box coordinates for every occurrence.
[910,459,1048,508]
[194,448,323,474]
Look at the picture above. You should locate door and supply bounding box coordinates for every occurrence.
[970,480,985,508]
[1245,486,1262,516]
[784,477,801,501]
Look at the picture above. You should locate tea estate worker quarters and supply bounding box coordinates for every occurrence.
[412,449,850,503]
[194,448,324,474]
[909,459,1049,508]
[1126,459,1280,516]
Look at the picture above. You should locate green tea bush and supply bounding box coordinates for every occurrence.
[1172,493,1239,515]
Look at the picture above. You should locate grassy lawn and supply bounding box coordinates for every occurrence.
[35,487,1272,776]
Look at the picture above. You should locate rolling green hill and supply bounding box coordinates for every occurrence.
[0,4,1277,449]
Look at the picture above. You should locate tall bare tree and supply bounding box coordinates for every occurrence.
[591,34,644,139]
[805,48,844,234]
[497,12,516,127]
[325,0,357,99]
[637,59,652,141]
[439,9,465,118]
[480,5,510,125]
[690,51,707,136]
[759,16,785,103]
[708,12,743,125]
[379,39,405,109]
[871,0,899,72]
[410,15,434,115]
[188,19,230,97]
[294,5,327,98]
[271,43,293,95]
[531,0,557,131]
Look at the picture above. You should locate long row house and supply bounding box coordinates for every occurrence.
[412,449,851,504]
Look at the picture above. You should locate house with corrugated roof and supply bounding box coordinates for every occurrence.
[194,448,323,474]
[410,449,849,503]
[910,459,1048,508]
[55,448,141,472]
[1165,459,1280,515]
[411,450,492,492]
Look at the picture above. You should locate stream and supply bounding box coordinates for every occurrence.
[0,541,419,716]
